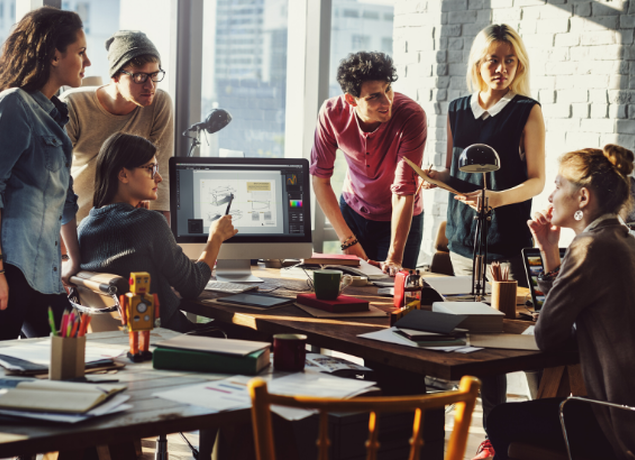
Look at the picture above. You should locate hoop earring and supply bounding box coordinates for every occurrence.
[574,210,583,221]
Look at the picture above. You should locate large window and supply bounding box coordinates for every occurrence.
[200,0,289,158]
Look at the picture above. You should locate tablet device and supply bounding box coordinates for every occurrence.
[216,292,294,309]
[521,247,566,311]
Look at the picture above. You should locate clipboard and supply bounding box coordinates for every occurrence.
[402,157,465,196]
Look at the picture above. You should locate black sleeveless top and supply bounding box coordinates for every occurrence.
[446,94,539,261]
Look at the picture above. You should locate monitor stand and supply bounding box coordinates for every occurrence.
[215,259,264,283]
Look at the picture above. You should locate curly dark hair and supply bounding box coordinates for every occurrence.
[0,7,83,92]
[336,51,398,97]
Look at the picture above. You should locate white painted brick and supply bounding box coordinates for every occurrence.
[544,62,577,76]
[538,90,556,104]
[608,75,629,90]
[581,118,615,133]
[441,0,468,12]
[432,89,448,101]
[570,16,619,33]
[539,3,573,18]
[589,90,608,104]
[517,21,537,34]
[490,0,513,7]
[580,31,617,46]
[449,76,467,90]
[554,32,580,47]
[532,75,557,90]
[565,132,600,149]
[592,2,622,16]
[448,63,466,76]
[546,118,581,133]
[558,75,609,90]
[447,37,464,50]
[447,10,477,24]
[515,0,545,6]
[572,103,590,119]
[522,6,542,20]
[573,3,591,17]
[620,15,635,29]
[569,46,590,61]
[463,23,491,36]
[615,134,635,148]
[447,50,464,63]
[558,89,588,103]
[608,104,627,119]
[617,119,635,134]
[440,25,462,37]
[599,133,620,147]
[468,0,485,9]
[608,90,635,104]
[542,103,572,118]
[630,106,635,120]
[518,33,555,48]
[448,89,464,102]
[536,18,569,35]
[492,8,522,21]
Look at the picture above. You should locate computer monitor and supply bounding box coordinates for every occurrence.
[170,156,312,282]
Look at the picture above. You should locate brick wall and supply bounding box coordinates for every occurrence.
[393,0,635,266]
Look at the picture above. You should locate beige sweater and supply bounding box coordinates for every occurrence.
[60,86,174,222]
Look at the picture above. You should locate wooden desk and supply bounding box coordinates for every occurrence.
[183,266,579,382]
[0,329,249,460]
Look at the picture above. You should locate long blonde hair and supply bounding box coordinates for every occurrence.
[467,24,531,97]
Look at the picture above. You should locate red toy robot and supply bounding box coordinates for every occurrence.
[119,272,160,362]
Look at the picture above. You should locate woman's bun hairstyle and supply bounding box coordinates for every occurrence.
[560,144,634,216]
[603,144,634,178]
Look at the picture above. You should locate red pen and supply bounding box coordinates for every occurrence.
[78,313,88,337]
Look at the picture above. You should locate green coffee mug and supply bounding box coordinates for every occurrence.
[313,269,352,300]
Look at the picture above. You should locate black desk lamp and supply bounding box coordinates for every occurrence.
[458,143,500,298]
[183,108,233,157]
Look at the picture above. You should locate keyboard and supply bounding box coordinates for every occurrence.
[204,280,259,295]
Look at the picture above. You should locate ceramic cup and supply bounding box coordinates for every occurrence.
[273,333,307,372]
[313,269,353,300]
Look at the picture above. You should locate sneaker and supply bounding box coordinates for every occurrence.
[472,439,495,460]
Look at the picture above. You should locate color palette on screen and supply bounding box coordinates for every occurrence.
[289,200,303,208]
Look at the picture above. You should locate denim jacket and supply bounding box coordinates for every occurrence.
[0,88,78,295]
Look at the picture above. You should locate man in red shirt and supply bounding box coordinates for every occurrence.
[310,51,427,274]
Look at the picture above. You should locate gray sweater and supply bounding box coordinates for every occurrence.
[77,203,211,329]
[535,217,635,460]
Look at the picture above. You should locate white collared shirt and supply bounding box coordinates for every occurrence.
[470,91,517,120]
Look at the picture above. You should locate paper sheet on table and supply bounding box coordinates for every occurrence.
[0,394,131,423]
[295,303,387,318]
[423,276,476,296]
[468,333,539,350]
[154,372,377,421]
[0,341,125,371]
[358,327,482,353]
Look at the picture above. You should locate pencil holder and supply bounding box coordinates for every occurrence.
[50,334,86,380]
[491,280,517,319]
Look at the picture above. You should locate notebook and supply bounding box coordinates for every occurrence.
[521,247,566,311]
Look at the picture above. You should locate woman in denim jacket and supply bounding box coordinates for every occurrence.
[0,7,91,339]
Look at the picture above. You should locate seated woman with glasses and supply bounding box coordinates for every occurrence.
[487,144,635,460]
[61,30,173,223]
[78,132,237,332]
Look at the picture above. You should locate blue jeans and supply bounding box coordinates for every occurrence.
[339,196,423,269]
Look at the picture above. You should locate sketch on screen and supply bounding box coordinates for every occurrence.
[200,179,277,228]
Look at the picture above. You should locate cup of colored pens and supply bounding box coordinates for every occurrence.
[49,308,91,380]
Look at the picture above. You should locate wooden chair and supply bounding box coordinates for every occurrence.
[248,375,480,460]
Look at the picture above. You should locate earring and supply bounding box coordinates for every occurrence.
[574,210,583,221]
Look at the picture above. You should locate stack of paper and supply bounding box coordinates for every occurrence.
[393,309,468,346]
[0,378,130,423]
[432,301,504,332]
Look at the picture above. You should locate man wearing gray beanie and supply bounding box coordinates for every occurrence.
[61,30,173,222]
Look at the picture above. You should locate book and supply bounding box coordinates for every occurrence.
[0,380,127,414]
[432,301,504,332]
[302,253,360,267]
[153,335,271,375]
[393,309,467,335]
[153,346,270,375]
[296,293,369,313]
[213,292,294,309]
[392,330,467,347]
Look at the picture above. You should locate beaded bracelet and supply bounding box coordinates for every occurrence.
[538,265,560,282]
[0,269,5,275]
[341,238,359,251]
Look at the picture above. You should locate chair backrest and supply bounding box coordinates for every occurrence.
[248,375,480,460]
[68,271,129,332]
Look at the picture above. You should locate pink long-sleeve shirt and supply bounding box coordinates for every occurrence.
[310,92,427,222]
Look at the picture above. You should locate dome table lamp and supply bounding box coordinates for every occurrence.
[183,108,233,157]
[458,143,500,299]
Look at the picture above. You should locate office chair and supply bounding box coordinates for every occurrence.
[248,375,480,460]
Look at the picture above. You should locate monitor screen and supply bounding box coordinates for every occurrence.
[170,157,312,282]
